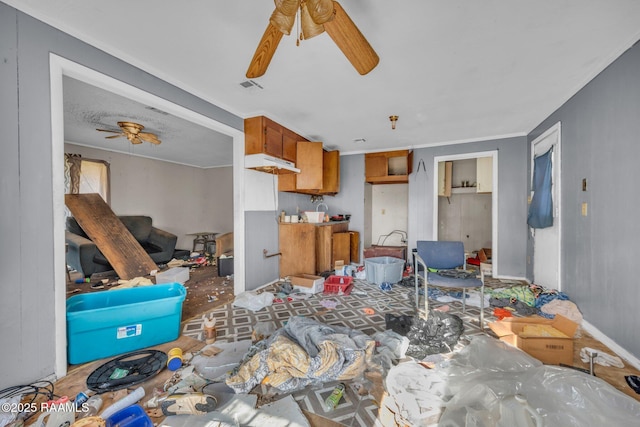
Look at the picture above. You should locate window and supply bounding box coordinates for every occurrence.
[78,159,110,203]
[64,153,110,206]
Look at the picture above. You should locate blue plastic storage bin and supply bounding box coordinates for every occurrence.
[105,405,153,427]
[66,283,186,364]
[364,256,405,285]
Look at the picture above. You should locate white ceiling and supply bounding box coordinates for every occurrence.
[63,77,234,168]
[7,0,640,167]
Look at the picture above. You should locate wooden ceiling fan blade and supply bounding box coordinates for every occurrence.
[246,21,284,78]
[105,134,125,139]
[96,128,120,133]
[323,1,379,75]
[140,132,161,145]
[131,136,143,144]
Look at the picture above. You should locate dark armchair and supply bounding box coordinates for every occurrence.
[65,215,177,277]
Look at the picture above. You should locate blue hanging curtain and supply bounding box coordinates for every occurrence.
[528,148,553,228]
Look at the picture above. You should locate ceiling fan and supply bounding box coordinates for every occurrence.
[96,121,161,145]
[246,0,379,78]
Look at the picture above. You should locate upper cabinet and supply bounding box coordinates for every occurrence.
[245,116,305,163]
[476,156,493,193]
[365,150,413,184]
[438,161,453,197]
[279,142,340,195]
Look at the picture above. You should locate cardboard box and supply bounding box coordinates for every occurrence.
[488,314,579,365]
[290,274,324,294]
[155,267,189,284]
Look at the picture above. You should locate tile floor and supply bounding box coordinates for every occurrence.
[180,276,512,426]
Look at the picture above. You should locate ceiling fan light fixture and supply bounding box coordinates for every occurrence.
[270,9,297,35]
[246,0,378,78]
[97,121,161,145]
[300,1,325,39]
[389,115,399,130]
[274,0,301,17]
[306,0,335,24]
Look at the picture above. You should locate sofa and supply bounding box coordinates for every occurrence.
[66,215,177,277]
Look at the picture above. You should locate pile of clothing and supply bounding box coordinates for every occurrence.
[225,316,375,393]
[489,284,583,323]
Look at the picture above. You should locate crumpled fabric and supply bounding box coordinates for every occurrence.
[110,276,153,290]
[540,299,583,323]
[489,285,537,307]
[225,316,375,393]
[580,347,625,368]
[490,297,538,316]
[530,283,570,308]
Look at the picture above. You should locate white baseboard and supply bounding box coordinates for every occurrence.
[492,274,529,282]
[581,319,640,371]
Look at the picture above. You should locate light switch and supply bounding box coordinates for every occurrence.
[581,203,588,216]
[381,209,385,215]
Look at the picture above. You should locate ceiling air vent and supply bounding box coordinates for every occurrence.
[239,80,264,90]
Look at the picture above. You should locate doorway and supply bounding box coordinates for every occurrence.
[530,122,562,290]
[50,54,246,379]
[367,183,409,247]
[433,151,498,274]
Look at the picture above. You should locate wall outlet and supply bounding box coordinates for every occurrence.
[581,202,588,216]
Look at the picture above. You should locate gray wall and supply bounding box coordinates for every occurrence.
[244,211,280,291]
[64,144,234,250]
[408,137,529,278]
[0,3,242,388]
[528,40,640,358]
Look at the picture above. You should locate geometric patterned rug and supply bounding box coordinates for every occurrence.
[180,275,518,426]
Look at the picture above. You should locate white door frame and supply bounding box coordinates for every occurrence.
[530,121,562,290]
[49,54,246,380]
[432,150,499,276]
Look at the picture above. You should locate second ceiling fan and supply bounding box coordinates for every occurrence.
[246,0,379,78]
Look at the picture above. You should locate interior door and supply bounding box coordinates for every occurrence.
[531,122,561,289]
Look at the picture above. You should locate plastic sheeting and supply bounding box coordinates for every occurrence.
[384,335,640,426]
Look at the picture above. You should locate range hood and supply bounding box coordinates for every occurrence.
[245,153,300,174]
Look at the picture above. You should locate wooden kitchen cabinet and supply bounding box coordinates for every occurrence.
[476,156,493,193]
[365,150,413,184]
[279,222,350,276]
[315,222,349,274]
[279,223,316,277]
[279,144,340,195]
[245,116,305,163]
[332,232,351,267]
[438,160,453,197]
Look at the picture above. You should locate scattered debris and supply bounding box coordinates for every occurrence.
[319,299,340,309]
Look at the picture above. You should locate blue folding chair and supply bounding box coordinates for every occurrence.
[413,241,486,328]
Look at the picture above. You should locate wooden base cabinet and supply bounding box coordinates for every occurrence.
[279,223,316,277]
[279,222,350,277]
